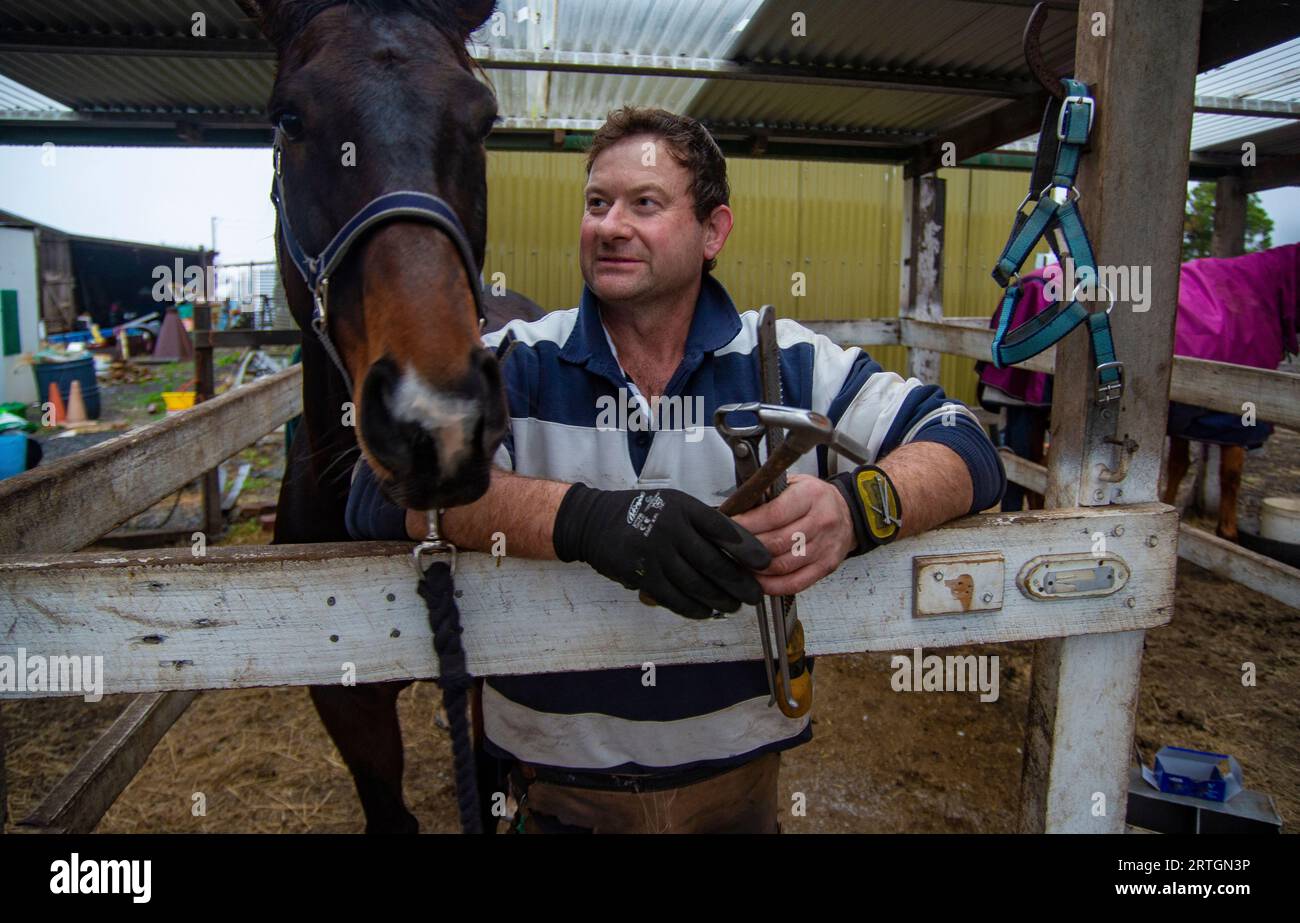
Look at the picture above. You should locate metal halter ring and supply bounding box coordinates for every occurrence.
[413,508,457,576]
[1038,183,1080,206]
[1073,279,1115,315]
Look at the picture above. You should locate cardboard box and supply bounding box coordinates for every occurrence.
[1143,746,1243,803]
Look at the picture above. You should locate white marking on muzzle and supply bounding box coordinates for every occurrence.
[388,366,480,475]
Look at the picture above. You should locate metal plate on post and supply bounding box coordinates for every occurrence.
[1018,553,1131,601]
[913,552,1005,617]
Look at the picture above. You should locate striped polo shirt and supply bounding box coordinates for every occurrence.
[348,273,1005,776]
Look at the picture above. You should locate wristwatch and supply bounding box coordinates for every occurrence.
[832,464,903,556]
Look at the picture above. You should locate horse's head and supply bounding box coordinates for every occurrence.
[248,0,505,512]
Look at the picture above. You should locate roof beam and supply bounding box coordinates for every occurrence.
[0,110,919,162]
[476,48,1038,97]
[0,30,1039,98]
[0,30,270,59]
[906,91,1048,177]
[1194,96,1300,120]
[1243,155,1300,193]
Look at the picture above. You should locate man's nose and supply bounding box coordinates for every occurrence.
[597,201,632,239]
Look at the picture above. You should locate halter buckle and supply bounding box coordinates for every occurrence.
[312,277,330,323]
[1057,94,1095,141]
[1095,361,1124,404]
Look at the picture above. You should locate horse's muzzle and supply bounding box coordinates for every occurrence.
[358,348,507,511]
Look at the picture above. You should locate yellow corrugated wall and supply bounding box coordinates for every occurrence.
[484,151,1045,405]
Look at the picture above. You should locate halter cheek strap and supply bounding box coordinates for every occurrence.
[269,131,487,395]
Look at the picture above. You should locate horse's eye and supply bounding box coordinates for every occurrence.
[479,112,499,138]
[277,111,305,140]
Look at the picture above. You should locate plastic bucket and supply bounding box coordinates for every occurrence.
[1259,497,1300,545]
[0,431,26,480]
[162,391,196,413]
[32,356,101,420]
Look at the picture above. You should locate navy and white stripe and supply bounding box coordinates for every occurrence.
[348,273,1005,774]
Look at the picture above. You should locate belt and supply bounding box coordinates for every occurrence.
[514,759,739,794]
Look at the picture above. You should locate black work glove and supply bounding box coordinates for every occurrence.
[552,484,772,620]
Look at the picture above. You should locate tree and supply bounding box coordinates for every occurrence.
[1182,181,1274,261]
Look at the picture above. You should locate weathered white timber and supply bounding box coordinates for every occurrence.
[803,318,900,347]
[891,320,1299,430]
[1019,0,1203,834]
[1002,452,1300,612]
[1177,522,1300,611]
[17,690,201,833]
[0,365,302,555]
[0,504,1177,698]
[899,175,945,383]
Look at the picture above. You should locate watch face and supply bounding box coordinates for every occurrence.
[854,468,901,543]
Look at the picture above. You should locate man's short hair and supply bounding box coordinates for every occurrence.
[586,106,730,274]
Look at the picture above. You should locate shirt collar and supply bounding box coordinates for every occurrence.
[560,273,743,372]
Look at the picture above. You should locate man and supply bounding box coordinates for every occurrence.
[347,106,1005,833]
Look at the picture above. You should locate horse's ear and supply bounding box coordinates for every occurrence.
[455,0,498,39]
[235,0,273,38]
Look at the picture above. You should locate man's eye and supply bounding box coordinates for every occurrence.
[587,197,606,209]
[638,197,656,207]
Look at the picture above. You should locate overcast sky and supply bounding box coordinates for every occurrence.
[1,144,1297,267]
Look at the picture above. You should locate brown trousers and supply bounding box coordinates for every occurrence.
[511,753,781,834]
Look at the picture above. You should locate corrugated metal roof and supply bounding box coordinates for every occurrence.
[0,0,259,40]
[1189,37,1300,152]
[0,71,66,110]
[0,51,270,112]
[0,0,1295,176]
[726,0,1074,79]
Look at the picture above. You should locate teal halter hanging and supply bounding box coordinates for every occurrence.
[990,78,1122,405]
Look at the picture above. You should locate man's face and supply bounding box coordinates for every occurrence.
[580,133,724,309]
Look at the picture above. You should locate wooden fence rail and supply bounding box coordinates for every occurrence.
[1,504,1177,697]
[0,365,302,555]
[1000,451,1300,611]
[804,317,1300,430]
[0,365,302,832]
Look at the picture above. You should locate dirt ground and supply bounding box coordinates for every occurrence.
[3,389,1297,833]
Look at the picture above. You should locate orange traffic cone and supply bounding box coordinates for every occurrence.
[46,381,66,425]
[66,379,88,425]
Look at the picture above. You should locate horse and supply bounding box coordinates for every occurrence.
[242,0,525,833]
[980,245,1299,541]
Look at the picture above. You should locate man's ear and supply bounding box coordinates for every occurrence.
[703,205,734,262]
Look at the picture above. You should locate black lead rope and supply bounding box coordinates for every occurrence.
[416,558,482,834]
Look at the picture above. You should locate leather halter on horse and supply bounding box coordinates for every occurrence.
[268,128,487,396]
[268,128,489,833]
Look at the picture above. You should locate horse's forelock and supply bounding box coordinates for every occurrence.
[259,0,494,66]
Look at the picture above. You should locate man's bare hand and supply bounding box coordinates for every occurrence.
[730,473,855,597]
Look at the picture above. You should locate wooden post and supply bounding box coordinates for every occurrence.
[193,298,223,538]
[1020,0,1202,833]
[899,173,945,384]
[1211,174,1247,258]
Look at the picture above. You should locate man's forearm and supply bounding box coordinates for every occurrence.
[403,467,571,558]
[876,441,973,538]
